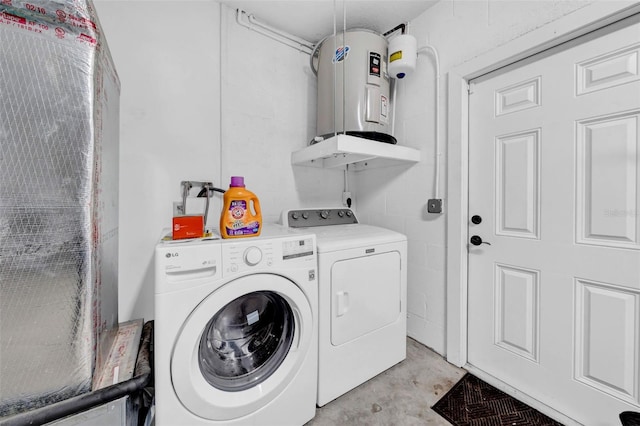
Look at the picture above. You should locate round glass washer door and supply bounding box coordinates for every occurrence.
[198,290,294,392]
[171,273,313,421]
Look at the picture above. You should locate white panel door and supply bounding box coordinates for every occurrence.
[468,15,640,425]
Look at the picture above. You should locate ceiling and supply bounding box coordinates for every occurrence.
[218,1,439,43]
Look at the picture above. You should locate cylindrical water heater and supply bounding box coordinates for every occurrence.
[313,30,396,144]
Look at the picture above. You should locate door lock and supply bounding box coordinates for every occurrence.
[470,235,491,246]
[471,215,482,224]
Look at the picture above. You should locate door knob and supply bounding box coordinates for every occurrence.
[470,235,491,246]
[471,215,482,224]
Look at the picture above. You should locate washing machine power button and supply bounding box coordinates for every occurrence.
[244,247,263,266]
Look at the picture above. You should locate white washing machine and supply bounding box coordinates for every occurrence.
[282,208,407,406]
[154,226,318,425]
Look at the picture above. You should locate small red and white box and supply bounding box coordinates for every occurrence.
[172,215,204,240]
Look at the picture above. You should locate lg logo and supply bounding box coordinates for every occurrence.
[165,252,179,258]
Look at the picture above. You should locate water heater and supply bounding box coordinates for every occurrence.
[313,30,395,144]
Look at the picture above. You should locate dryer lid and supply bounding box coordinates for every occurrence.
[312,224,407,253]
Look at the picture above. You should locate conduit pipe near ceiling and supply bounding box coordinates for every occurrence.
[236,9,314,55]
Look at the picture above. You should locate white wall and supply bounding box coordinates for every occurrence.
[93,1,222,322]
[94,1,343,322]
[219,6,344,224]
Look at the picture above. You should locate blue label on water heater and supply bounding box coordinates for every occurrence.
[332,45,350,64]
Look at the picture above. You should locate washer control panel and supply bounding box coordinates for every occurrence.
[222,234,316,276]
[284,208,358,228]
[224,241,274,274]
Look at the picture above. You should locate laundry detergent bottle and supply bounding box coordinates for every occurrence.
[220,176,262,238]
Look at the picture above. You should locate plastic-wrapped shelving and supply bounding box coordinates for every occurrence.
[0,0,120,418]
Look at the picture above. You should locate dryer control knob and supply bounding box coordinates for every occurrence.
[244,247,263,266]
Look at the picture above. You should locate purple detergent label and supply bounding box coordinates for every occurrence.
[226,222,260,236]
[229,200,246,219]
[224,200,260,235]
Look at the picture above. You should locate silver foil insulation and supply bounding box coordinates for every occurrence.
[0,0,120,417]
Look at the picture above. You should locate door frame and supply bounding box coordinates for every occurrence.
[445,1,640,368]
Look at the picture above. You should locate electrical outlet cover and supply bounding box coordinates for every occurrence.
[427,199,442,214]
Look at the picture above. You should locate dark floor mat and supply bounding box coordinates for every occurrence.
[431,373,563,426]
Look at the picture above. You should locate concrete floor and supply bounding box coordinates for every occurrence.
[306,338,466,426]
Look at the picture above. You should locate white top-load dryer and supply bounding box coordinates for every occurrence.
[282,208,407,406]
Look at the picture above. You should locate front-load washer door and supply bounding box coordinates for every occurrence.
[171,273,313,421]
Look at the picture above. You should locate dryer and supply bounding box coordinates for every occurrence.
[283,208,407,406]
[154,227,318,425]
